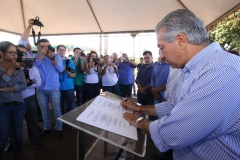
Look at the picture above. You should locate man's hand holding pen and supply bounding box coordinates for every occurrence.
[120,98,138,111]
[121,98,144,127]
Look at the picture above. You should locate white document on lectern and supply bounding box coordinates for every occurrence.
[76,96,138,140]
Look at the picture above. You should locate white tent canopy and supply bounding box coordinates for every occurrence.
[0,0,239,36]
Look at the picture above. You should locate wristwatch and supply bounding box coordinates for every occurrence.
[136,117,144,128]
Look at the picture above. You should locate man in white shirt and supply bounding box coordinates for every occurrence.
[19,47,41,150]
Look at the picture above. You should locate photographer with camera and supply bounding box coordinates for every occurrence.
[0,41,27,160]
[118,53,136,97]
[34,38,64,140]
[71,47,85,107]
[57,45,76,114]
[3,44,42,153]
[16,18,64,139]
[101,55,120,95]
[85,51,102,100]
[19,18,43,123]
[18,18,38,58]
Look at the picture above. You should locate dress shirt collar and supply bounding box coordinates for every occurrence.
[183,42,222,74]
[145,62,155,68]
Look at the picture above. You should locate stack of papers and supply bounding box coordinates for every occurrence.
[76,96,138,140]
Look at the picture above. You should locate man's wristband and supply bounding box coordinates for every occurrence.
[138,105,143,115]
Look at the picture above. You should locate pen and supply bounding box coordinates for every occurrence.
[124,98,131,111]
[124,97,132,126]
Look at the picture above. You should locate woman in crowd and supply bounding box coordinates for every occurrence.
[101,55,119,95]
[0,41,27,159]
[85,51,102,100]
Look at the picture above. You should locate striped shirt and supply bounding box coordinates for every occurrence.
[149,42,240,160]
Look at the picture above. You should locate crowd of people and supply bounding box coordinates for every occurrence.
[0,9,240,160]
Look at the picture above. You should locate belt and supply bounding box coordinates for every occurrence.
[2,101,19,106]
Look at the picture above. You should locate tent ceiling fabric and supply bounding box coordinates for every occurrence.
[0,0,239,35]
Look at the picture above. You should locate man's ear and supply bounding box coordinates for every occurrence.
[176,33,187,50]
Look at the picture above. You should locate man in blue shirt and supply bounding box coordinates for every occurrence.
[135,51,154,105]
[118,53,136,97]
[57,45,76,114]
[121,9,240,160]
[151,50,170,104]
[136,57,144,71]
[35,39,64,140]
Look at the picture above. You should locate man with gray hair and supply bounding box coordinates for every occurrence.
[121,9,240,159]
[111,52,119,65]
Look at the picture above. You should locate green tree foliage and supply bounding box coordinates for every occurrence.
[209,10,240,51]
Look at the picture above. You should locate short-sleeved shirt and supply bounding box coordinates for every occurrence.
[101,65,118,86]
[71,56,85,86]
[151,62,170,99]
[118,62,135,85]
[59,58,75,90]
[135,63,155,94]
[137,63,143,70]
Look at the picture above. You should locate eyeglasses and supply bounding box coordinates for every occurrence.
[6,51,17,55]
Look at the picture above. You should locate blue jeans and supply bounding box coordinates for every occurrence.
[60,89,76,114]
[36,89,62,131]
[74,85,83,107]
[0,102,26,159]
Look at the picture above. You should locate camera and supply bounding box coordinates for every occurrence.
[66,59,75,73]
[121,57,126,61]
[81,51,85,57]
[16,49,26,62]
[93,58,100,64]
[48,45,55,52]
[23,68,33,86]
[23,59,35,86]
[33,16,44,27]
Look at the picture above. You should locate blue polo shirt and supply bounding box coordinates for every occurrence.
[135,63,155,94]
[151,62,170,99]
[118,62,135,85]
[35,54,64,90]
[59,58,75,90]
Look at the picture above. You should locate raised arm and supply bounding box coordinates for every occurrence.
[21,18,34,41]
